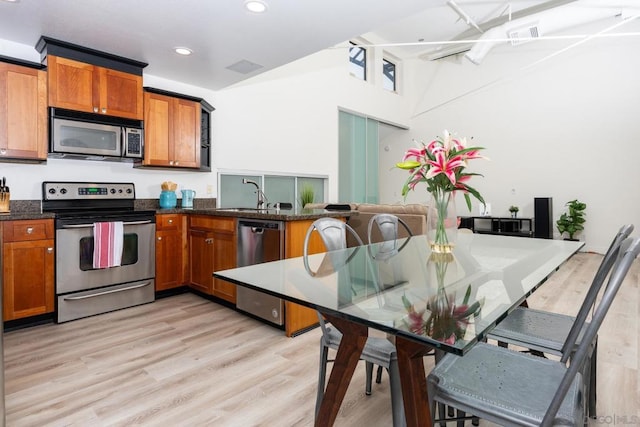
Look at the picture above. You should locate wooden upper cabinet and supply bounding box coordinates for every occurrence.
[143,91,200,168]
[47,55,143,120]
[99,67,143,119]
[0,61,48,161]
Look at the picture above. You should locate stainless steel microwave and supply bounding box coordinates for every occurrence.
[49,108,144,161]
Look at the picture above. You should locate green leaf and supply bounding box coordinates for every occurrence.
[462,284,472,305]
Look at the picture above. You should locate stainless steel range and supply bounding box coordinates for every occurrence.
[42,181,156,323]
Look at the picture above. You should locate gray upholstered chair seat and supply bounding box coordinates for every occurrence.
[488,307,588,354]
[428,342,584,426]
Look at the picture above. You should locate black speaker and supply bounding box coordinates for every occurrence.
[534,197,553,239]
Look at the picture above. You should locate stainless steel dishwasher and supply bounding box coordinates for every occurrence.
[236,219,285,326]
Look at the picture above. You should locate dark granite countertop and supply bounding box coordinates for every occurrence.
[0,212,56,221]
[0,199,354,222]
[154,207,355,221]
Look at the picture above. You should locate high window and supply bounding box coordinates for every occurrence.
[349,42,366,80]
[383,58,396,91]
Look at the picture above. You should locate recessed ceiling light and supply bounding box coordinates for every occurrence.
[245,0,267,13]
[174,47,193,56]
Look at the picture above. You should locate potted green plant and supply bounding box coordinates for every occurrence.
[508,205,519,218]
[556,199,587,240]
[299,184,315,208]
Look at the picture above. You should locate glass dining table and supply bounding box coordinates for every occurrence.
[214,232,584,427]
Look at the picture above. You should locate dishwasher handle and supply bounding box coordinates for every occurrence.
[238,219,283,229]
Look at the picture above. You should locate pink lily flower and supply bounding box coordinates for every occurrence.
[403,147,426,162]
[426,151,465,185]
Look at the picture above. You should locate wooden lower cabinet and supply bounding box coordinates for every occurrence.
[283,218,345,337]
[188,216,237,303]
[2,219,55,321]
[155,214,187,291]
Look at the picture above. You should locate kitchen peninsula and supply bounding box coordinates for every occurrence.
[2,199,354,337]
[154,205,354,336]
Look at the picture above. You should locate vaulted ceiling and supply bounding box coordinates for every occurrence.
[0,0,637,90]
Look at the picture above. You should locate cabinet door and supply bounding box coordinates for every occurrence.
[143,91,201,168]
[172,98,200,168]
[0,62,48,160]
[212,230,237,303]
[3,239,55,321]
[155,214,186,291]
[47,56,97,113]
[155,228,184,291]
[188,228,215,294]
[143,91,172,166]
[99,67,143,120]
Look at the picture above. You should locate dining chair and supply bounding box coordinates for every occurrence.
[367,213,414,244]
[427,236,640,427]
[366,214,415,386]
[486,223,634,418]
[303,218,406,427]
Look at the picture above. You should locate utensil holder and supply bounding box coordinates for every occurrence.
[0,192,10,213]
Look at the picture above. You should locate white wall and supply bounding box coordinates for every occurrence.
[214,41,414,200]
[379,18,640,253]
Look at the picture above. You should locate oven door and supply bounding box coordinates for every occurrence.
[56,220,155,294]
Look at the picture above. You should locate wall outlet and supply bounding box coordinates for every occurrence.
[206,184,213,195]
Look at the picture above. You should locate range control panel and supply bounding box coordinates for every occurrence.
[42,181,135,201]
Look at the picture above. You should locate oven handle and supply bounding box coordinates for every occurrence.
[62,281,153,300]
[60,220,153,229]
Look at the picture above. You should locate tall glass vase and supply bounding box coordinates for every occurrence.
[427,189,457,254]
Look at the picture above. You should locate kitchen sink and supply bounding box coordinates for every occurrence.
[216,207,269,212]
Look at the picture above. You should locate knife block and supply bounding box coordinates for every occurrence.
[0,192,10,213]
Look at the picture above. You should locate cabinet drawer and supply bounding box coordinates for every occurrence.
[190,216,236,233]
[3,219,54,241]
[156,214,182,230]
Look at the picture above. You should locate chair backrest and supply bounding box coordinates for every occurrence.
[303,218,364,335]
[367,213,414,245]
[560,224,634,356]
[304,218,363,256]
[542,236,640,427]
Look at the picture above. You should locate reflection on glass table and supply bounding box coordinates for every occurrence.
[215,232,583,427]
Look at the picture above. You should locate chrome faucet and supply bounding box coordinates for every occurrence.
[242,178,268,209]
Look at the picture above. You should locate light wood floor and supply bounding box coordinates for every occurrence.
[3,252,639,426]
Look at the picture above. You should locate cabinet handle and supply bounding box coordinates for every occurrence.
[101,108,107,114]
[168,219,173,224]
[93,107,99,113]
[0,148,6,155]
[26,227,34,234]
[47,247,54,253]
[205,238,213,244]
[175,161,179,166]
[157,236,162,241]
[169,160,174,165]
